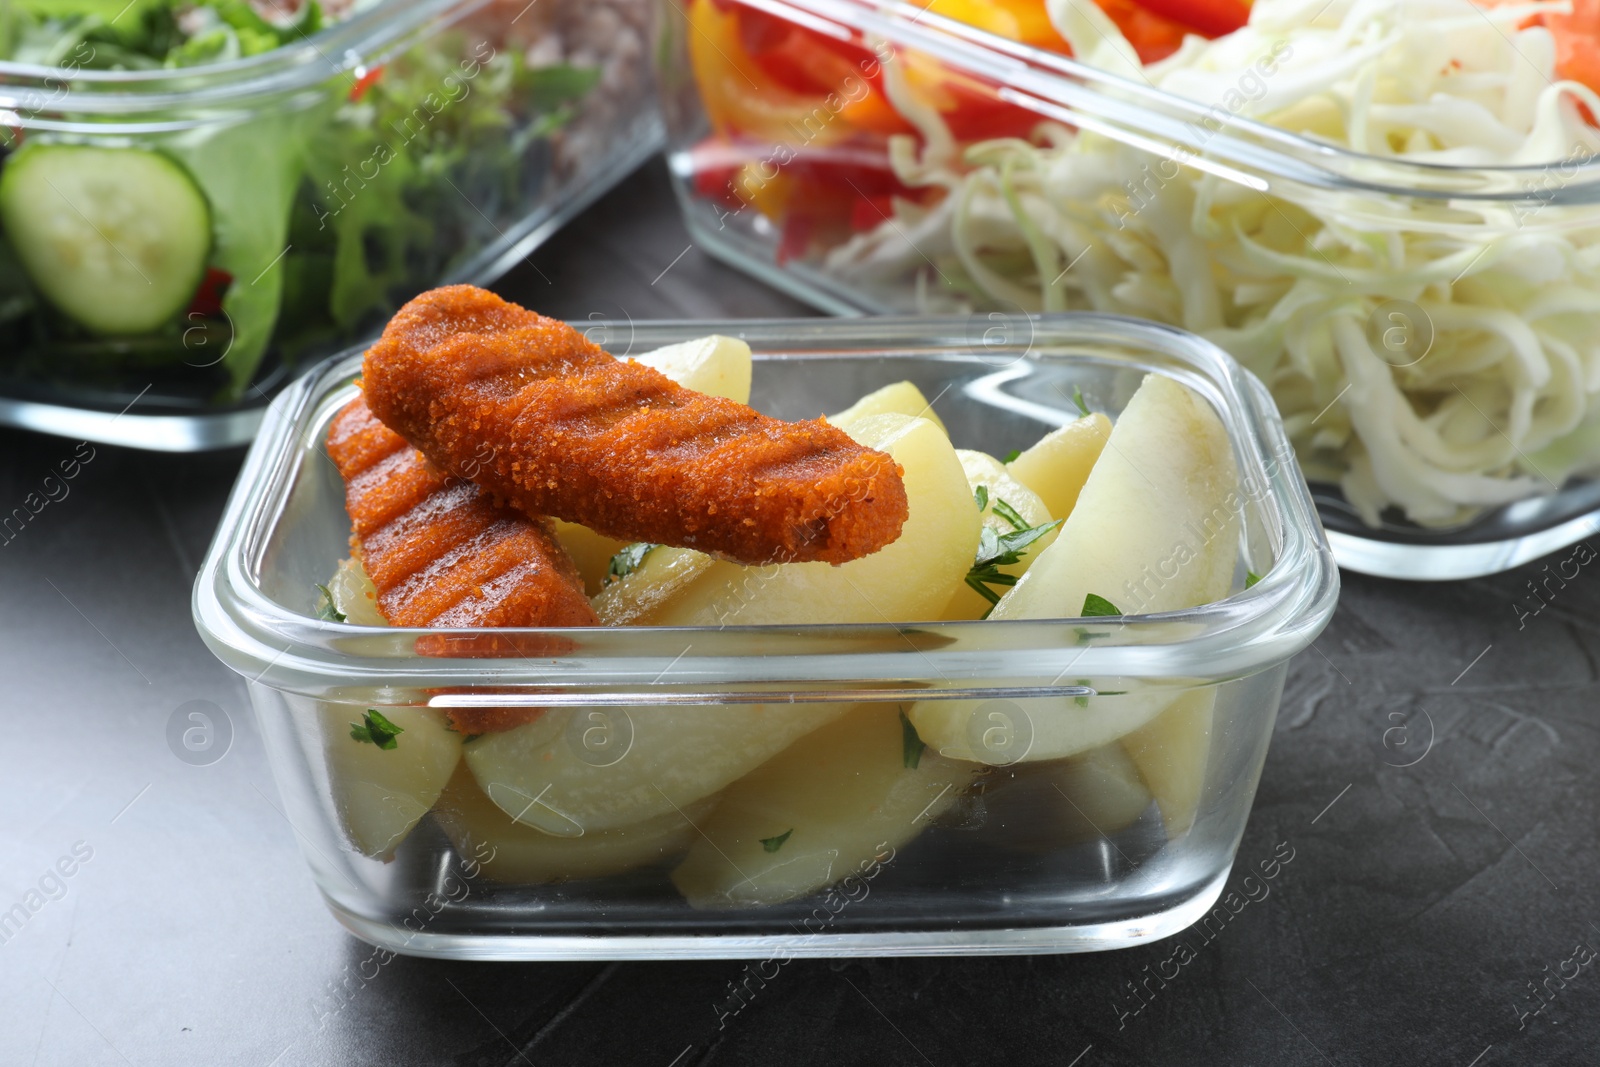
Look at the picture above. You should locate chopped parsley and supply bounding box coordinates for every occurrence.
[1245,570,1264,588]
[1072,384,1090,418]
[1081,593,1122,618]
[760,829,794,853]
[315,583,345,623]
[991,498,1028,532]
[1001,449,1022,463]
[973,485,989,513]
[965,518,1063,617]
[900,707,925,769]
[607,542,659,583]
[350,709,404,750]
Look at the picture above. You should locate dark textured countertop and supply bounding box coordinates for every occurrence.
[3,157,1597,1067]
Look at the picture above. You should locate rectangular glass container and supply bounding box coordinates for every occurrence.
[0,0,660,451]
[652,0,1600,579]
[192,316,1337,959]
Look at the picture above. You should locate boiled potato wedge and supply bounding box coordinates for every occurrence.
[1120,688,1216,840]
[672,705,976,907]
[829,380,947,434]
[591,413,978,626]
[631,334,752,403]
[552,520,626,597]
[941,450,1057,621]
[432,767,714,883]
[319,703,462,858]
[1007,411,1110,520]
[996,374,1239,619]
[326,557,386,626]
[981,742,1153,851]
[911,375,1240,763]
[464,703,854,836]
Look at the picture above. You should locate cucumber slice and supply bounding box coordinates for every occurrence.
[0,144,212,336]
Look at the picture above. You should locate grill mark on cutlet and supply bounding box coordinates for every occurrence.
[362,285,909,565]
[380,516,532,622]
[361,483,494,590]
[324,394,598,633]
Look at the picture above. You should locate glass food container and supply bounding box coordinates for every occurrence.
[0,0,660,451]
[653,0,1600,579]
[193,315,1338,960]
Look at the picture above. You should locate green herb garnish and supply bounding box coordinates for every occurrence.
[350,709,404,750]
[900,707,925,769]
[760,829,794,853]
[991,499,1028,532]
[1245,570,1263,588]
[315,583,346,623]
[973,485,989,513]
[1081,593,1122,618]
[1001,449,1022,463]
[965,519,1063,617]
[1075,679,1092,709]
[607,542,659,583]
[1074,627,1110,644]
[1072,385,1090,418]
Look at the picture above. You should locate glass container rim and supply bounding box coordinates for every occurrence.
[724,0,1600,206]
[192,314,1340,697]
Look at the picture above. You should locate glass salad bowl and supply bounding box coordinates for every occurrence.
[0,0,660,450]
[652,0,1600,578]
[192,315,1338,960]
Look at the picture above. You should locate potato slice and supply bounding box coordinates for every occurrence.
[941,450,1057,621]
[326,557,387,626]
[591,414,977,626]
[996,375,1238,619]
[630,334,752,403]
[1120,688,1216,840]
[911,375,1240,763]
[829,380,947,434]
[464,703,855,836]
[319,703,462,858]
[432,767,713,883]
[981,742,1153,851]
[672,705,976,907]
[552,520,626,597]
[1007,412,1110,520]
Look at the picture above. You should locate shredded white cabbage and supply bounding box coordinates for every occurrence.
[827,0,1600,526]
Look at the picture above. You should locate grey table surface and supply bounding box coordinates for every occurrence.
[3,157,1598,1067]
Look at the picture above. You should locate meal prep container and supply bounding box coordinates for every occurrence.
[653,0,1600,579]
[193,315,1337,959]
[0,0,660,451]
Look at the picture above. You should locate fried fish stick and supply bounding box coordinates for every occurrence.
[363,285,909,566]
[326,395,599,632]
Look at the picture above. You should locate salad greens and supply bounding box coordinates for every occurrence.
[0,0,601,405]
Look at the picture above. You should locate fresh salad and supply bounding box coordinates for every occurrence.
[0,0,639,407]
[683,0,1600,527]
